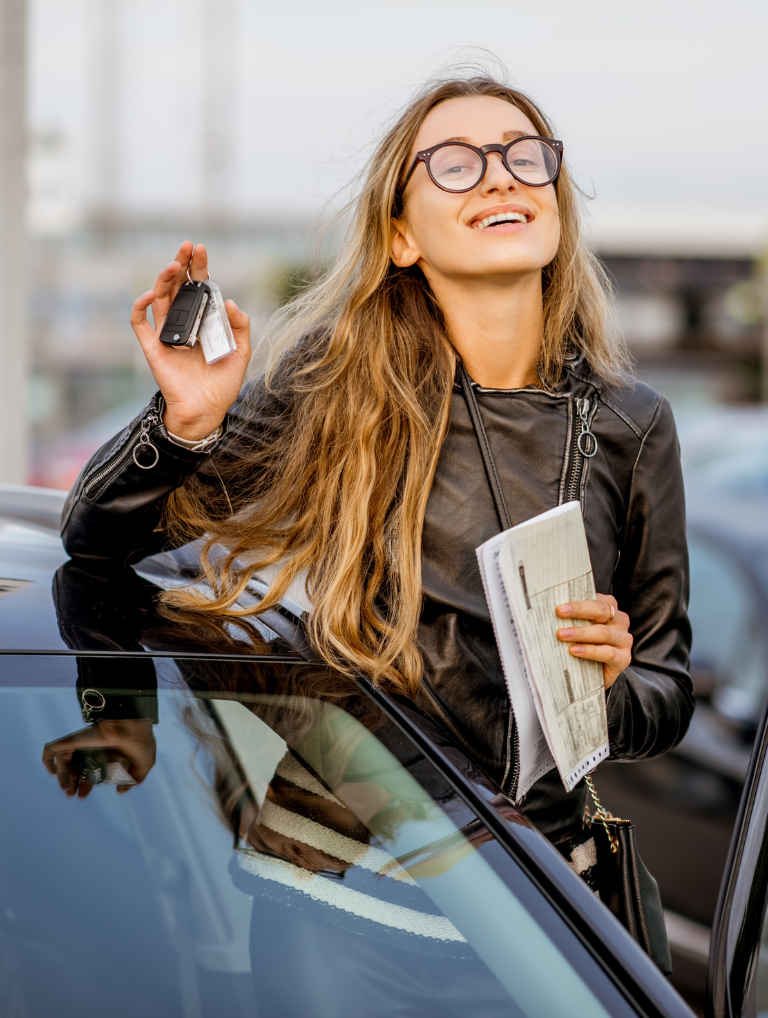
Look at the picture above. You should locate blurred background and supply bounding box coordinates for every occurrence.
[0,0,767,1009]
[0,0,763,489]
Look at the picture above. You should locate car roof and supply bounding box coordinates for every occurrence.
[0,486,311,658]
[4,481,767,658]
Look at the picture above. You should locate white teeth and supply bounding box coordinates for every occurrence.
[475,211,528,229]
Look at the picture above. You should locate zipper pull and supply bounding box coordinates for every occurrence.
[132,412,160,469]
[576,398,598,458]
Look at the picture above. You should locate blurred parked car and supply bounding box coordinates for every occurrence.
[29,398,152,490]
[601,406,768,1010]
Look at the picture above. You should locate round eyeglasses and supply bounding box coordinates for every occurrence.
[401,136,563,194]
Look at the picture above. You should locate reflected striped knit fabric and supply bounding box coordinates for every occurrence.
[231,751,470,955]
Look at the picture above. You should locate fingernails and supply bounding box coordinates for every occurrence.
[558,604,572,616]
[558,628,575,638]
[570,645,585,654]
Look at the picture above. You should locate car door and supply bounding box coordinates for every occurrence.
[707,688,768,1018]
[2,650,685,1018]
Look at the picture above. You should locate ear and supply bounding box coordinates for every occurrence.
[390,218,421,268]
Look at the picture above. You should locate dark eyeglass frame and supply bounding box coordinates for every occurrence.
[401,136,564,194]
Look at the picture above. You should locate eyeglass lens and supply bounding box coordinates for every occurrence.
[428,139,558,191]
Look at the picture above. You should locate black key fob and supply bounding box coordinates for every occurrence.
[159,280,210,348]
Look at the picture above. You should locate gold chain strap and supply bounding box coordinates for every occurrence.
[585,773,619,854]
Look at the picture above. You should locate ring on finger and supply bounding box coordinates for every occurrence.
[605,604,615,624]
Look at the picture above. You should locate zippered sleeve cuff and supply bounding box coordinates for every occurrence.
[61,393,228,562]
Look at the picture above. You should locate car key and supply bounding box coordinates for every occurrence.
[158,278,209,348]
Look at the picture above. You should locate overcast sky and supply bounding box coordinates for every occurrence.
[27,0,768,249]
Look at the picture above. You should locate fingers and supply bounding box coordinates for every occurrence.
[566,642,629,666]
[556,595,624,627]
[42,742,58,774]
[130,291,156,344]
[557,623,633,649]
[54,753,80,796]
[149,241,194,318]
[189,243,209,282]
[172,240,194,278]
[555,595,632,687]
[225,300,251,358]
[43,727,104,767]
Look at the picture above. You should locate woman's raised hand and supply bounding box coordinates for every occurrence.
[130,240,251,440]
[555,594,633,690]
[42,719,157,799]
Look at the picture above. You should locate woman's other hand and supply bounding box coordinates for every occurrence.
[555,594,632,690]
[130,240,251,441]
[42,719,157,799]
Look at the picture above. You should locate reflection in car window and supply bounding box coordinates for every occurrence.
[0,655,633,1017]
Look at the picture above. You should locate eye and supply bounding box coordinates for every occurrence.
[429,146,483,186]
[444,162,473,175]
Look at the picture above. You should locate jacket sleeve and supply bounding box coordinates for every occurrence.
[61,368,297,566]
[607,395,694,759]
[60,392,217,565]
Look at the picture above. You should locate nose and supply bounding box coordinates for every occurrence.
[479,151,518,195]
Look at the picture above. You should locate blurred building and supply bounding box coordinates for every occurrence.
[590,210,767,409]
[26,215,767,489]
[20,0,768,488]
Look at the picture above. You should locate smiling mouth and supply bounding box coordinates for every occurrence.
[473,211,529,230]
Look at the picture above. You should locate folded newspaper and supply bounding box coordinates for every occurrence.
[476,501,609,799]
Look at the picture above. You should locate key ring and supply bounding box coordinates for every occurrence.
[133,440,160,469]
[81,688,106,723]
[186,266,210,284]
[132,415,160,469]
[577,429,598,458]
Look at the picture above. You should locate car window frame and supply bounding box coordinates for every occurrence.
[707,687,768,1018]
[359,675,694,1018]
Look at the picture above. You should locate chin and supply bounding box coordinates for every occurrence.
[462,256,551,279]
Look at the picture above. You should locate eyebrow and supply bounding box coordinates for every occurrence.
[436,129,531,145]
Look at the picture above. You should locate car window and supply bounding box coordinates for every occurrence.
[0,654,635,1018]
[688,533,768,722]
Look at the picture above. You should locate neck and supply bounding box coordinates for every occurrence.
[427,271,544,389]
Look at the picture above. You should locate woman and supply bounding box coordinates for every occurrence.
[61,74,693,853]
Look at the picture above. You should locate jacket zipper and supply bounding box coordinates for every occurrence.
[508,722,520,800]
[84,406,160,498]
[563,396,598,504]
[508,398,597,796]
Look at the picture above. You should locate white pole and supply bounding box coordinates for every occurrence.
[0,0,26,483]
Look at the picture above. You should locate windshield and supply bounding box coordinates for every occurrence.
[0,654,633,1017]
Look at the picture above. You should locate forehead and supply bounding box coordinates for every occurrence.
[413,95,539,152]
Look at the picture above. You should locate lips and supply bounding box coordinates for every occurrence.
[469,204,532,230]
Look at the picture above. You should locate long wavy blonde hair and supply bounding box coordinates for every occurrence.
[162,73,627,695]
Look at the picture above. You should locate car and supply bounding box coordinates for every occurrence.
[0,483,765,1018]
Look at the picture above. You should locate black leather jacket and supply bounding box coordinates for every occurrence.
[61,352,693,842]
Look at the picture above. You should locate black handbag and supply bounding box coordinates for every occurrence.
[458,362,672,975]
[585,776,672,974]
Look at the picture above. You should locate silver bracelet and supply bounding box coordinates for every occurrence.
[165,424,223,453]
